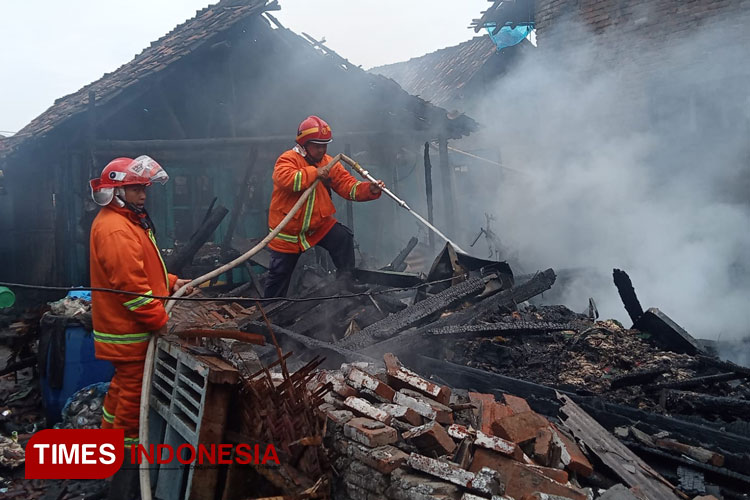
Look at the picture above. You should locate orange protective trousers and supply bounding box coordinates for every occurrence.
[100,360,143,443]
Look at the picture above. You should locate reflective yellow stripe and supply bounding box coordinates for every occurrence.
[124,437,139,445]
[269,228,299,243]
[349,181,361,201]
[147,230,170,293]
[94,330,150,345]
[299,189,316,251]
[296,126,319,142]
[102,407,115,423]
[276,234,299,243]
[123,290,154,311]
[293,171,303,192]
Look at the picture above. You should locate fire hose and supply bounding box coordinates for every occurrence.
[138,153,341,498]
[338,154,466,253]
[137,153,460,498]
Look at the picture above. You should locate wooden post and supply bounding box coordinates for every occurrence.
[344,143,354,231]
[438,136,455,233]
[222,148,258,252]
[423,142,435,250]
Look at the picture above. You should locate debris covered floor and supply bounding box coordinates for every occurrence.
[1,242,749,500]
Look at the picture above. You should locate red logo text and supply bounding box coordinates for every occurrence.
[131,443,280,465]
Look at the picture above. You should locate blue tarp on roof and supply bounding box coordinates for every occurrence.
[486,24,534,50]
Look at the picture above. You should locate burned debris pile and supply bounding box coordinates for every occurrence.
[221,241,748,499]
[171,239,749,498]
[447,310,749,418]
[1,238,749,500]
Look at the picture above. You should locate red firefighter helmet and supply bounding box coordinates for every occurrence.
[295,115,332,146]
[89,155,169,206]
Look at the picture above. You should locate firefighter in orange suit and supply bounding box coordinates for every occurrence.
[264,115,385,298]
[89,156,192,499]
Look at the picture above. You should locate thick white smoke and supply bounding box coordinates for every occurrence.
[465,18,750,343]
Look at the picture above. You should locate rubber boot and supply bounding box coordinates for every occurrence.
[108,446,140,500]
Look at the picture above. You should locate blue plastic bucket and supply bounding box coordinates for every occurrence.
[40,325,115,425]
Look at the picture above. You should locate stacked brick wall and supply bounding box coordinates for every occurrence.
[535,0,750,69]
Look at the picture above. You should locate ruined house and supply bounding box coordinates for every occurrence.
[0,0,476,289]
[371,35,531,119]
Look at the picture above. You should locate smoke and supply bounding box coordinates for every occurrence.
[463,16,750,342]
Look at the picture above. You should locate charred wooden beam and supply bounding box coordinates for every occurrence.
[646,372,748,392]
[95,131,427,153]
[698,356,750,377]
[581,401,750,456]
[558,395,682,500]
[352,268,423,288]
[662,389,750,418]
[369,291,408,314]
[266,278,347,326]
[625,441,750,494]
[427,321,574,338]
[337,275,491,351]
[287,296,373,342]
[633,308,703,355]
[612,268,644,324]
[382,236,419,272]
[423,143,435,249]
[165,204,229,275]
[609,366,671,390]
[362,269,557,358]
[242,320,377,367]
[466,268,555,319]
[438,136,456,232]
[413,356,750,456]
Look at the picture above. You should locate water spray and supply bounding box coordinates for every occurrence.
[340,154,466,254]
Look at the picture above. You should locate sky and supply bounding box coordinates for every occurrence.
[0,0,489,135]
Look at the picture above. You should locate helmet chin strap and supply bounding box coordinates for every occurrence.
[114,187,156,232]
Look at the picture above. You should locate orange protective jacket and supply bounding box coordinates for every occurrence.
[90,205,177,362]
[268,148,381,253]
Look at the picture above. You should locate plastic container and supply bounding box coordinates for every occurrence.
[66,289,92,302]
[40,324,115,425]
[0,286,15,308]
